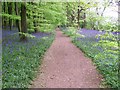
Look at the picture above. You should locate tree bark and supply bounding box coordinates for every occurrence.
[8,2,12,30]
[77,5,80,29]
[83,12,86,28]
[15,2,21,33]
[20,2,27,41]
[3,2,7,29]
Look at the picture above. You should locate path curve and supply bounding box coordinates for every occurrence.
[31,28,102,88]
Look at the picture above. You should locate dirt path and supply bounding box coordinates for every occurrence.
[31,28,102,88]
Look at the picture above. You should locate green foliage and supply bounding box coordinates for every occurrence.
[2,34,55,88]
[62,27,85,40]
[101,21,118,32]
[94,32,119,87]
[26,2,67,33]
[1,13,20,20]
[72,32,119,88]
[95,32,118,50]
[19,32,35,38]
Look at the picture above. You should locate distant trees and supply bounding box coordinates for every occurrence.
[2,1,118,40]
[2,2,67,41]
[64,1,91,29]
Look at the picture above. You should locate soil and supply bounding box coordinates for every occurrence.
[30,28,102,88]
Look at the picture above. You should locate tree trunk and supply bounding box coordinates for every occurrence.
[83,12,86,28]
[8,2,12,30]
[3,2,7,29]
[66,2,69,27]
[15,2,21,33]
[20,2,27,41]
[77,5,80,29]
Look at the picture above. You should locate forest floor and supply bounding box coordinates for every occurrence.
[30,28,102,88]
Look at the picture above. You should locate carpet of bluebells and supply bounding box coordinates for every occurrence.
[2,29,54,88]
[62,28,119,88]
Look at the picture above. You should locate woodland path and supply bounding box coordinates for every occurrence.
[31,28,102,88]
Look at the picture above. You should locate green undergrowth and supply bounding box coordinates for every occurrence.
[2,33,55,88]
[62,27,85,40]
[73,40,119,88]
[62,28,119,88]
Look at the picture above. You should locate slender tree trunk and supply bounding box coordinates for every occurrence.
[66,2,69,27]
[83,12,86,28]
[15,2,21,33]
[8,2,12,30]
[77,5,80,29]
[3,2,7,29]
[20,2,27,41]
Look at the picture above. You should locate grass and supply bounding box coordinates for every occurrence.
[2,32,55,88]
